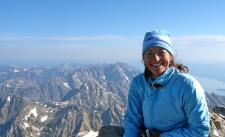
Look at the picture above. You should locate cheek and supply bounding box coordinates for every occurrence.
[143,59,148,66]
[144,62,152,70]
[144,59,150,67]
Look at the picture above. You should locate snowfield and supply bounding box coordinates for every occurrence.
[76,130,98,137]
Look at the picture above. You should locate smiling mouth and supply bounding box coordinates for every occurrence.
[151,63,163,67]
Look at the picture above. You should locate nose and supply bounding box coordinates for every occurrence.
[152,54,160,61]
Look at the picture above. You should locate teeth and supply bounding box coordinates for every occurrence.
[152,63,162,67]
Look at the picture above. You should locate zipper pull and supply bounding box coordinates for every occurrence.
[146,129,150,137]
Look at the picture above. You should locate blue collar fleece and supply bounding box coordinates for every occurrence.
[148,67,175,87]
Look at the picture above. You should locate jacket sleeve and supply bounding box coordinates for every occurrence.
[123,78,144,137]
[160,79,210,137]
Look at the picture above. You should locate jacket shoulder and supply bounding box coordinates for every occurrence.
[129,73,147,96]
[132,73,146,85]
[172,70,199,85]
[172,70,205,96]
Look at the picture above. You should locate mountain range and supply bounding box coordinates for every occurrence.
[0,62,225,137]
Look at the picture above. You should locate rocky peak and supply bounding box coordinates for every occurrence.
[1,63,225,137]
[210,106,225,137]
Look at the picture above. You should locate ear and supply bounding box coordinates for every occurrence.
[170,55,173,61]
[142,58,146,65]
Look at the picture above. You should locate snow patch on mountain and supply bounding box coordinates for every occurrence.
[53,101,68,106]
[24,122,30,128]
[76,130,98,137]
[41,115,48,122]
[63,82,70,88]
[13,69,20,72]
[85,84,89,90]
[25,107,38,120]
[7,96,10,102]
[6,83,11,87]
[213,129,220,136]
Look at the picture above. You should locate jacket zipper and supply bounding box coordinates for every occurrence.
[150,88,157,129]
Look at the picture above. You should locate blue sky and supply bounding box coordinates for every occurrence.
[0,0,225,66]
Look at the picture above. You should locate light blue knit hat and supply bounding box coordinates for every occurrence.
[142,29,174,56]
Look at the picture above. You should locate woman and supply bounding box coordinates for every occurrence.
[123,29,210,137]
[98,29,210,137]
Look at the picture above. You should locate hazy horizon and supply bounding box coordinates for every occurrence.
[1,1,225,66]
[1,1,225,95]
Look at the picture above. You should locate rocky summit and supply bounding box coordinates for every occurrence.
[0,62,224,137]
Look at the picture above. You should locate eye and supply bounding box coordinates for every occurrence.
[158,49,168,56]
[144,52,154,59]
[159,51,166,56]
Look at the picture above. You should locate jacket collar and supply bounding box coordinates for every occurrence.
[148,67,175,87]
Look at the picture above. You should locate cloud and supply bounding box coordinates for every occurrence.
[172,35,225,64]
[0,34,224,65]
[0,34,142,63]
[173,35,225,43]
[0,35,127,42]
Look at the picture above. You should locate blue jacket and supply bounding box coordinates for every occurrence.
[123,67,210,137]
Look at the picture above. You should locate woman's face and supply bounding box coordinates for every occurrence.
[143,46,173,79]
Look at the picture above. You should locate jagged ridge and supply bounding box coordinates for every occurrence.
[0,62,224,137]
